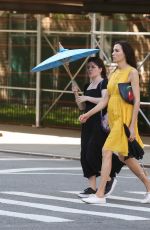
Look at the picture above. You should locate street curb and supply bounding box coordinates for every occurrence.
[0,149,80,161]
[0,149,150,168]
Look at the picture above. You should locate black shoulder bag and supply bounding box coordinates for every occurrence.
[118,82,134,105]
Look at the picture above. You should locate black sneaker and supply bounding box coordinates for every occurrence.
[105,177,117,197]
[78,187,96,198]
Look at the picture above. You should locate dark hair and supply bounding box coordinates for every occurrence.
[87,56,107,79]
[114,40,137,68]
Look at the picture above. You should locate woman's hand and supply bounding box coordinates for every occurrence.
[72,81,79,94]
[77,95,88,103]
[129,125,136,142]
[79,113,89,123]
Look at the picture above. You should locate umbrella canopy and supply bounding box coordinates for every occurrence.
[32,46,99,72]
[124,124,144,160]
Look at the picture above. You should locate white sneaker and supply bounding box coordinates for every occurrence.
[82,194,106,204]
[141,192,150,204]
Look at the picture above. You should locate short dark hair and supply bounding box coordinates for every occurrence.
[114,40,137,68]
[87,56,107,79]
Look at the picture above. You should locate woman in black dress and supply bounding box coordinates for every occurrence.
[72,57,124,198]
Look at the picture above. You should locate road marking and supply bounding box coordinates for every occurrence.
[125,191,146,195]
[0,210,72,223]
[120,167,129,170]
[2,191,83,203]
[2,192,150,218]
[61,191,80,195]
[0,173,82,175]
[117,175,150,179]
[117,176,137,179]
[63,190,147,202]
[0,197,147,221]
[107,195,145,202]
[0,158,68,161]
[0,167,81,174]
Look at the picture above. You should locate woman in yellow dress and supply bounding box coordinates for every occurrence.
[79,40,150,204]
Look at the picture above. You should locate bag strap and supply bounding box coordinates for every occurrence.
[98,79,104,92]
[99,80,105,117]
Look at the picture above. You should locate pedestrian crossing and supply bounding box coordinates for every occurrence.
[0,210,72,223]
[0,158,149,224]
[0,190,149,223]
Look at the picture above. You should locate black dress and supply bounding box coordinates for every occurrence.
[80,79,124,178]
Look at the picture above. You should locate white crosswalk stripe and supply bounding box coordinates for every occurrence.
[0,197,147,221]
[0,210,72,223]
[0,167,81,174]
[1,191,148,210]
[0,158,68,161]
[0,191,149,221]
[61,190,145,203]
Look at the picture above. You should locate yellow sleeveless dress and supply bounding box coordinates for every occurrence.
[103,66,144,156]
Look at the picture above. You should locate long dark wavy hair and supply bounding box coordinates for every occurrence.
[114,40,137,68]
[87,56,107,79]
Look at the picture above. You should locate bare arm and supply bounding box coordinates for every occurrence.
[74,91,85,111]
[128,69,140,139]
[79,90,109,123]
[77,88,107,105]
[72,83,107,111]
[72,83,85,110]
[78,95,101,104]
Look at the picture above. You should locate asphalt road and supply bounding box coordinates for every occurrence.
[0,151,150,230]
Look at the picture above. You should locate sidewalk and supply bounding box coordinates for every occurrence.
[0,124,150,166]
[0,124,81,159]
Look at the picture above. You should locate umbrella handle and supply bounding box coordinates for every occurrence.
[64,63,82,92]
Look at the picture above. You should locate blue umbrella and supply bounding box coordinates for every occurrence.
[32,44,99,72]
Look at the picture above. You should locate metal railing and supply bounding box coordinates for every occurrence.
[0,13,149,133]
